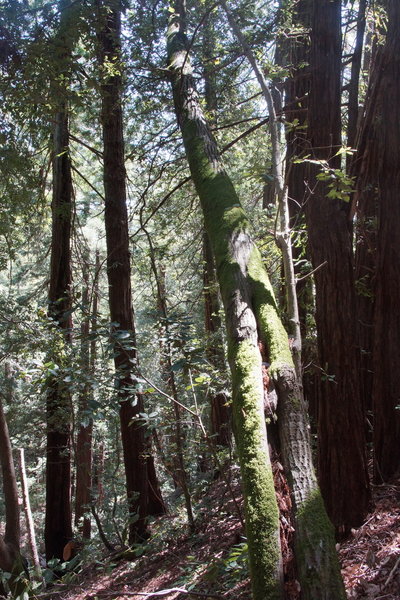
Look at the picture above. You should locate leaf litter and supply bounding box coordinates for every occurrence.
[40,471,400,600]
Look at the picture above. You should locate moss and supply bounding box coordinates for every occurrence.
[247,246,294,372]
[169,59,284,599]
[230,340,282,600]
[295,490,346,599]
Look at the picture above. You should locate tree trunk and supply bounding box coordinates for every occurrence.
[166,7,345,598]
[352,42,383,436]
[283,0,320,426]
[45,104,73,561]
[306,0,369,534]
[347,0,367,152]
[369,0,400,481]
[0,377,28,598]
[18,448,42,582]
[97,0,165,544]
[201,21,231,446]
[148,246,195,530]
[74,258,94,540]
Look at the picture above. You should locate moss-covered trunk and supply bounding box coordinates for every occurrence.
[166,9,345,599]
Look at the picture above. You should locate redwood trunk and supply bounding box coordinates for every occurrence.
[370,0,400,480]
[98,0,164,543]
[45,105,73,560]
[306,0,369,533]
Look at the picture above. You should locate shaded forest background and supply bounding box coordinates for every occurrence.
[0,0,399,598]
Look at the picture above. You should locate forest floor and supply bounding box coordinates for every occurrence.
[41,469,400,600]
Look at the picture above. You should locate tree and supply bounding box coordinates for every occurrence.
[354,0,400,481]
[166,2,345,598]
[201,10,230,448]
[0,365,29,598]
[45,0,77,561]
[74,253,97,540]
[97,0,165,544]
[305,0,369,534]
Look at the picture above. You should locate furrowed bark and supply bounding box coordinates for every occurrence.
[365,0,400,481]
[166,9,345,599]
[307,0,369,533]
[46,0,75,553]
[97,0,165,544]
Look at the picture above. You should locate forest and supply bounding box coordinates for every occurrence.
[0,0,399,599]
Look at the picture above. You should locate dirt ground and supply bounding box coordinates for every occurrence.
[41,472,400,600]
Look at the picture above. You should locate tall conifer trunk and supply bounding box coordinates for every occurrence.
[306,0,369,534]
[166,5,345,598]
[45,102,73,560]
[45,0,77,555]
[97,0,165,544]
[358,0,400,481]
[74,257,95,539]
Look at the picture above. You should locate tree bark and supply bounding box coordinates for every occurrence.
[147,243,195,530]
[97,0,165,544]
[18,448,42,582]
[0,377,28,597]
[352,42,383,436]
[306,0,369,534]
[46,49,74,559]
[347,0,367,152]
[74,258,94,540]
[166,7,345,598]
[368,0,400,481]
[202,18,231,447]
[283,0,320,425]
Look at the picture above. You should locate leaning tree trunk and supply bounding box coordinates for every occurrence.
[203,233,231,447]
[306,0,369,534]
[166,7,345,599]
[97,0,165,544]
[202,14,230,447]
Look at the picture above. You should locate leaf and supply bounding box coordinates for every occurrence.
[114,330,131,339]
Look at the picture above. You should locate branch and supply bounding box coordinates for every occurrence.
[92,588,223,598]
[296,261,328,283]
[69,134,103,158]
[139,374,198,418]
[71,164,106,201]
